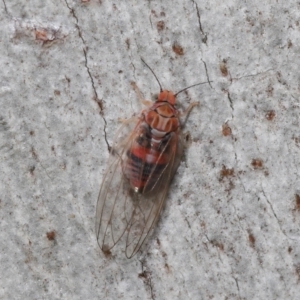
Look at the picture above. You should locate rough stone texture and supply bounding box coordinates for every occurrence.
[0,0,300,299]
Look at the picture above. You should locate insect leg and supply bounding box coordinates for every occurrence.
[179,102,200,124]
[131,81,153,107]
[181,102,200,116]
[118,116,139,125]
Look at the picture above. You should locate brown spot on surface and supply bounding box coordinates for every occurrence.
[151,9,158,17]
[172,43,184,55]
[248,232,256,248]
[125,38,130,50]
[222,123,232,136]
[29,166,35,176]
[46,231,56,241]
[34,27,64,45]
[265,110,276,121]
[295,194,300,211]
[95,98,104,111]
[220,166,234,178]
[35,28,49,41]
[210,240,224,251]
[185,133,191,142]
[220,166,235,192]
[184,132,193,148]
[251,158,263,169]
[157,20,165,31]
[288,246,293,253]
[54,90,60,96]
[220,60,228,76]
[165,263,170,273]
[102,246,112,258]
[138,270,150,279]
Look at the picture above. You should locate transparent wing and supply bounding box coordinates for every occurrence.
[96,119,183,258]
[95,118,139,254]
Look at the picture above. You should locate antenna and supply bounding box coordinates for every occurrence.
[141,58,163,92]
[175,81,212,97]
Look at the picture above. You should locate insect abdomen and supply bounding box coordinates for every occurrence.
[124,127,173,193]
[126,149,166,193]
[124,102,180,193]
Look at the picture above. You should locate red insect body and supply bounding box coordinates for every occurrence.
[96,61,203,258]
[124,94,180,193]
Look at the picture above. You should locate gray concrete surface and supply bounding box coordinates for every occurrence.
[0,0,300,299]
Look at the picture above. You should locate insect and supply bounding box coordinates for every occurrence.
[96,59,207,258]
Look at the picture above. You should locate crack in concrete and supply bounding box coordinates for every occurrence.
[201,59,212,88]
[225,90,244,198]
[235,171,247,193]
[261,188,294,241]
[82,48,109,150]
[149,14,153,30]
[204,234,224,263]
[227,91,234,113]
[232,68,274,81]
[231,204,244,232]
[31,143,53,181]
[191,0,207,44]
[2,0,8,14]
[234,276,242,300]
[64,0,110,151]
[64,1,81,37]
[139,260,155,300]
[129,61,138,111]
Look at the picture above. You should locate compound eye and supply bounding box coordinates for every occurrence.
[158,90,168,102]
[158,90,176,105]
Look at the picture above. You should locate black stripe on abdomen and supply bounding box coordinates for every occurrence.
[126,150,166,193]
